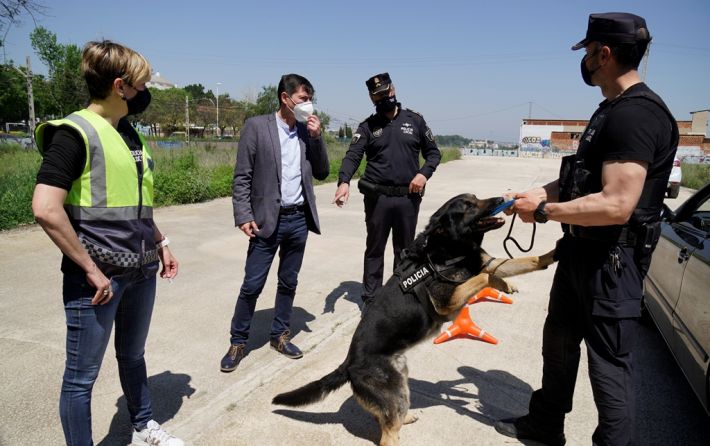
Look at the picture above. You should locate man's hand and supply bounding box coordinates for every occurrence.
[409,173,427,195]
[307,114,321,138]
[239,221,260,238]
[333,183,349,207]
[512,191,543,223]
[158,246,179,280]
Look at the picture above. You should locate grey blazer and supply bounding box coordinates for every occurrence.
[232,113,329,239]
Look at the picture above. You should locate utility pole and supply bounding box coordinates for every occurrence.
[26,57,36,147]
[14,57,36,147]
[185,95,190,144]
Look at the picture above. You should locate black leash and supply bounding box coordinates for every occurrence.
[503,213,536,259]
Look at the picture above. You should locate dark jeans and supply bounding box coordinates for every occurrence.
[230,211,308,344]
[362,193,421,300]
[527,236,644,446]
[60,270,156,446]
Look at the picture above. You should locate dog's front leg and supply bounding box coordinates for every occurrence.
[481,248,556,278]
[447,273,489,314]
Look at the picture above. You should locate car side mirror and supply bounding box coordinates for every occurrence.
[660,204,675,222]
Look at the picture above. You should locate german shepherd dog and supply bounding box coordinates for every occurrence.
[273,194,556,446]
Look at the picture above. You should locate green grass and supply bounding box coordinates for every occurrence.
[681,163,710,190]
[0,144,41,230]
[0,141,460,230]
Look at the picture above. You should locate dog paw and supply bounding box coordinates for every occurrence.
[538,249,557,269]
[404,413,419,424]
[490,275,517,294]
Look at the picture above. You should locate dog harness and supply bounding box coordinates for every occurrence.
[395,250,471,320]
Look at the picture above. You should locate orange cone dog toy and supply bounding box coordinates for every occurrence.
[434,287,513,345]
[468,287,513,305]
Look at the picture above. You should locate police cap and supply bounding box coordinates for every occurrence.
[571,12,651,50]
[366,73,392,94]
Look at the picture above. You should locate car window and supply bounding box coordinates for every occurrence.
[688,196,710,233]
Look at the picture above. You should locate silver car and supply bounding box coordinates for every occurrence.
[644,182,710,415]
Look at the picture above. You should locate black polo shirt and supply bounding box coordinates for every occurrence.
[338,106,441,186]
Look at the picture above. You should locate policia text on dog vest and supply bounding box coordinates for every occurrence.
[558,83,678,250]
[35,109,160,275]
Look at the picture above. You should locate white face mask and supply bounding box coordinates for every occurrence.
[292,100,314,123]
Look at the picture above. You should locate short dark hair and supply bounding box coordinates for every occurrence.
[607,40,649,69]
[277,74,314,104]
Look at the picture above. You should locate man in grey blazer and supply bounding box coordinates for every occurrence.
[221,74,329,373]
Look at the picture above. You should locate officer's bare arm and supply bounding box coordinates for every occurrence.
[546,160,647,226]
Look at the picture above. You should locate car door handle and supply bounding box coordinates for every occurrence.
[677,247,691,264]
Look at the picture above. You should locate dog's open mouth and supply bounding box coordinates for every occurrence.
[475,216,506,231]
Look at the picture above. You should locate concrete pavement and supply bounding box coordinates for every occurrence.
[1,156,707,445]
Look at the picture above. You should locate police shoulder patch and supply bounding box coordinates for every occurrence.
[351,133,361,145]
[425,127,435,142]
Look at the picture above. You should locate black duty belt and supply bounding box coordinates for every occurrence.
[279,204,305,215]
[568,225,637,246]
[358,179,411,197]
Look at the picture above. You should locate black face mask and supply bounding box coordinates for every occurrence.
[375,95,398,114]
[124,88,152,115]
[580,54,601,87]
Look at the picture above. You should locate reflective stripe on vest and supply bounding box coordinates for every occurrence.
[35,110,157,270]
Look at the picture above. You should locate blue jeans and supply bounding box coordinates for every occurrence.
[230,211,308,344]
[60,270,156,446]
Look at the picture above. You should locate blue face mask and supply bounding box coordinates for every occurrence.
[375,95,398,114]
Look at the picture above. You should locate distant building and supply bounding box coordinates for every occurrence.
[147,71,178,90]
[519,110,710,159]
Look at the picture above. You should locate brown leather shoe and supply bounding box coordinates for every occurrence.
[269,330,303,359]
[220,344,246,372]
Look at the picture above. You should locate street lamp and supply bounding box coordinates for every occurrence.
[216,82,222,138]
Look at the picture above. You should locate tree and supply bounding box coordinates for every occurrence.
[0,0,47,58]
[314,110,330,133]
[345,123,352,139]
[220,98,248,137]
[135,87,185,136]
[250,85,278,117]
[30,26,87,116]
[0,63,26,122]
[338,126,344,139]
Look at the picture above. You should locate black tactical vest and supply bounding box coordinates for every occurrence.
[559,85,679,240]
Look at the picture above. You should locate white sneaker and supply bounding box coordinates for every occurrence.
[132,420,184,446]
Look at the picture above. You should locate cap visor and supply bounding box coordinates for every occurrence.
[571,38,588,50]
[371,84,391,94]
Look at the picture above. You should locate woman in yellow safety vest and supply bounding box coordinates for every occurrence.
[32,40,183,446]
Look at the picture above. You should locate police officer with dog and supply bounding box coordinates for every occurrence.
[495,13,678,446]
[333,73,441,308]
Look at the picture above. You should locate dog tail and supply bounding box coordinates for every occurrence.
[272,364,349,407]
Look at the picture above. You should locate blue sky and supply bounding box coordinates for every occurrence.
[3,0,709,141]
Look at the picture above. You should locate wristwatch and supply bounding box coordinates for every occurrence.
[534,201,548,224]
[156,236,170,248]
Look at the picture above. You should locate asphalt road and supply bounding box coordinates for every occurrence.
[0,156,706,445]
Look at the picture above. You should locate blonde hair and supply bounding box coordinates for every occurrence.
[81,40,151,99]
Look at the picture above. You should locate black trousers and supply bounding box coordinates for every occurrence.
[528,235,647,446]
[362,193,421,301]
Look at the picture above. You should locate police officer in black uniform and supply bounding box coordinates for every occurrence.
[334,73,441,307]
[494,13,678,446]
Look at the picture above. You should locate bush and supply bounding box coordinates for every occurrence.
[0,141,462,230]
[153,151,213,206]
[681,163,710,190]
[0,145,41,230]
